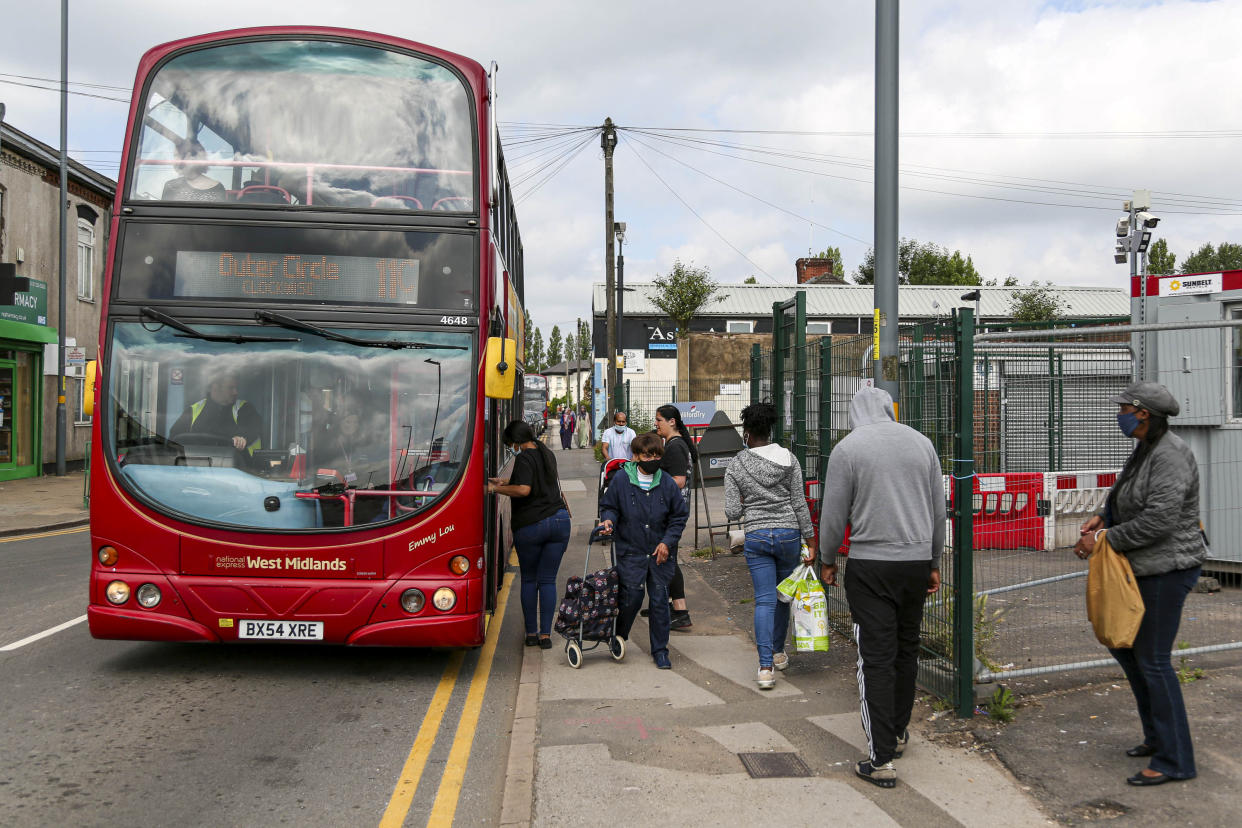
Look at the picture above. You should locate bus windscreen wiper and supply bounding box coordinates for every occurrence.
[255,310,467,350]
[140,307,300,344]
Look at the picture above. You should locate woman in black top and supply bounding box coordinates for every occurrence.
[655,404,695,629]
[488,420,571,648]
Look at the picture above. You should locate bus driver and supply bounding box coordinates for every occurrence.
[169,368,264,468]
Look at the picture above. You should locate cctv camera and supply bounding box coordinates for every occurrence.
[1136,211,1159,228]
[1115,217,1130,238]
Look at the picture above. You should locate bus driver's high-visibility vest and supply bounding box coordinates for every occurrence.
[189,398,262,455]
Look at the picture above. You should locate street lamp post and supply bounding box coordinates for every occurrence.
[1113,189,1159,380]
[614,221,626,413]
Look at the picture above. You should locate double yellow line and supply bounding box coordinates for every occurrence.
[380,565,516,827]
[0,526,88,545]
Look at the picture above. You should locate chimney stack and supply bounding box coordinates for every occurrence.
[795,257,842,285]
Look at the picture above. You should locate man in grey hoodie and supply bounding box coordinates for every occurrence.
[818,386,944,788]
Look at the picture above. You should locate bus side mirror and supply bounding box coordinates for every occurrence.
[84,360,97,417]
[484,337,516,399]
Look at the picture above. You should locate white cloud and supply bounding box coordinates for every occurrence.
[3,0,1239,339]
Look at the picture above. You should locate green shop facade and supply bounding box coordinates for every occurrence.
[0,266,53,481]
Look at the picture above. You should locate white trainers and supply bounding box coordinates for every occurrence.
[772,652,789,671]
[756,667,776,689]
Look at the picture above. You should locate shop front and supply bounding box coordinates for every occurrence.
[0,267,53,481]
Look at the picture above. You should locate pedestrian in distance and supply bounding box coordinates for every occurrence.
[1074,381,1208,786]
[488,420,571,649]
[724,402,816,690]
[596,432,689,670]
[818,386,944,789]
[601,411,637,462]
[653,404,696,629]
[559,405,576,450]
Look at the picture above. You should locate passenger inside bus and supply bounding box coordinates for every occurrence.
[168,367,264,469]
[160,139,227,202]
[315,407,388,526]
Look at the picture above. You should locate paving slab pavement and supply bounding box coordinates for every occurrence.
[516,447,1055,827]
[0,471,89,537]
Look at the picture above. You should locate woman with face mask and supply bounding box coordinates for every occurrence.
[1074,381,1208,786]
[488,420,571,649]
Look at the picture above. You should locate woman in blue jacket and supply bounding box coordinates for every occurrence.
[597,432,689,669]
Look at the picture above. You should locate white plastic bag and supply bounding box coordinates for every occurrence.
[776,563,814,604]
[792,577,830,652]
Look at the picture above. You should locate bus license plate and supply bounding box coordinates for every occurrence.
[238,620,324,640]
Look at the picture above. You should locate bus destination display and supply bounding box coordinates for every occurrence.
[174,251,420,304]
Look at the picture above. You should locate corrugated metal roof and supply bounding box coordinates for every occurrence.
[591,282,1129,320]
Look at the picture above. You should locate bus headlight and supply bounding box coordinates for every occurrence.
[135,583,162,608]
[98,546,118,566]
[432,588,457,611]
[449,556,470,575]
[105,580,131,605]
[400,588,425,614]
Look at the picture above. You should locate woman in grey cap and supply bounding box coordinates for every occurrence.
[1074,380,1208,786]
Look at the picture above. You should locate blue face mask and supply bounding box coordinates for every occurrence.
[507,445,521,459]
[1117,411,1141,437]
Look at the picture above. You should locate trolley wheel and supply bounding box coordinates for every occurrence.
[566,641,583,669]
[609,636,625,661]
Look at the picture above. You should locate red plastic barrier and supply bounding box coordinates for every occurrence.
[950,473,1044,550]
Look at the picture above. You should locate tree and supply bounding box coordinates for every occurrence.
[743,275,758,284]
[1179,242,1242,274]
[813,246,845,280]
[564,333,576,366]
[854,238,983,286]
[528,327,544,372]
[649,259,725,338]
[1008,282,1066,323]
[577,319,591,360]
[547,325,563,367]
[985,276,1020,287]
[1147,238,1176,275]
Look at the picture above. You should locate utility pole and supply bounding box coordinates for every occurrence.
[602,118,618,413]
[874,0,900,407]
[56,0,69,476]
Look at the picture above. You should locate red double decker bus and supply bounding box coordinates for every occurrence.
[86,27,527,646]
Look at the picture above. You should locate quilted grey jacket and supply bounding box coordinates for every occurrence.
[1105,431,1209,577]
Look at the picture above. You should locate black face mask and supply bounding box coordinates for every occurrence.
[637,459,662,475]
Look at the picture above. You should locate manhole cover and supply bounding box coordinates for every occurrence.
[738,752,812,779]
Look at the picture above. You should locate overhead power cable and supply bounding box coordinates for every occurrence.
[624,131,870,245]
[0,77,128,103]
[621,135,780,285]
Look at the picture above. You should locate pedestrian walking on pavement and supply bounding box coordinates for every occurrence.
[488,420,571,650]
[601,411,636,462]
[559,405,576,450]
[1074,381,1207,786]
[575,404,589,448]
[655,404,695,630]
[817,386,944,789]
[597,432,689,670]
[724,402,816,690]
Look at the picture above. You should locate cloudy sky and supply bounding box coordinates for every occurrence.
[3,0,1240,338]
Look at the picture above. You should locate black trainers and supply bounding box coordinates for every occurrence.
[670,611,692,631]
[894,729,909,758]
[855,759,896,788]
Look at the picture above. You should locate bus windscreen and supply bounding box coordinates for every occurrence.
[128,39,475,211]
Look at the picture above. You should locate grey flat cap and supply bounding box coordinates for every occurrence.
[1108,381,1180,417]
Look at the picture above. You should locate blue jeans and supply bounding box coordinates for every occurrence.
[1109,565,1200,779]
[744,528,802,668]
[512,509,571,636]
